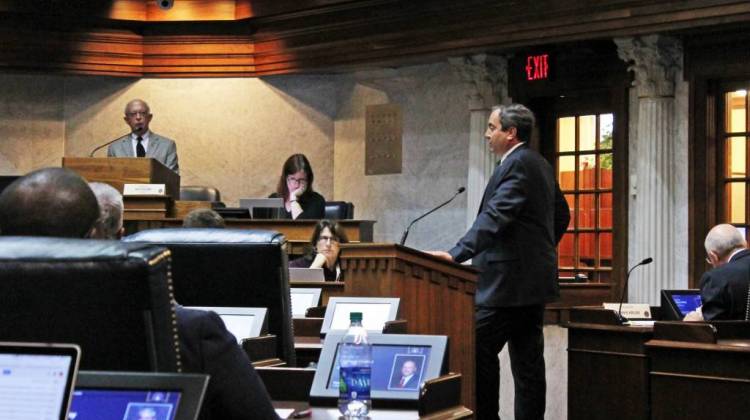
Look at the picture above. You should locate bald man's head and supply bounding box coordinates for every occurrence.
[0,168,99,238]
[704,223,748,267]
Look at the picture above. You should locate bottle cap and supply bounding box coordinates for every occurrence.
[349,312,363,322]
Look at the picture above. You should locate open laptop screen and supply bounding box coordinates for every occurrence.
[0,342,80,420]
[70,389,181,420]
[70,371,208,420]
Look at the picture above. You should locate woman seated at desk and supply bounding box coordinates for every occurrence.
[270,154,325,220]
[289,219,348,281]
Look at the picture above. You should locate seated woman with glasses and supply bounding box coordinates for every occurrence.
[270,154,326,220]
[289,219,349,281]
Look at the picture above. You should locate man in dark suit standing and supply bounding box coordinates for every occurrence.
[431,104,569,420]
[684,224,750,321]
[108,99,180,173]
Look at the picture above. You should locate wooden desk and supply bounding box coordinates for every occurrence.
[124,218,375,254]
[564,309,654,420]
[647,333,750,420]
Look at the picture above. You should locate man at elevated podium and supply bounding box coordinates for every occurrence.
[430,104,569,420]
[108,99,180,173]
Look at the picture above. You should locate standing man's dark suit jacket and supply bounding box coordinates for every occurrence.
[176,306,279,420]
[448,144,570,306]
[107,132,180,173]
[700,249,750,320]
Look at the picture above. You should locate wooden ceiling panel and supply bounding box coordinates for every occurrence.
[0,0,748,77]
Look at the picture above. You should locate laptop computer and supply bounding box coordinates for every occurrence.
[0,341,80,420]
[288,268,326,282]
[238,198,284,219]
[70,371,209,420]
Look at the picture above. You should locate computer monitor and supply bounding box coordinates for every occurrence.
[309,333,448,403]
[0,342,80,420]
[185,307,268,342]
[290,288,323,317]
[213,207,251,219]
[238,198,284,219]
[288,268,326,282]
[660,289,702,320]
[320,297,400,335]
[70,371,208,420]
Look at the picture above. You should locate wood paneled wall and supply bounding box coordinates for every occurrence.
[0,0,749,77]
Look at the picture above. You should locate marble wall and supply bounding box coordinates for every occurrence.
[334,64,471,250]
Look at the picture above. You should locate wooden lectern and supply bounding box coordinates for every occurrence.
[62,157,180,198]
[63,157,181,219]
[338,243,478,410]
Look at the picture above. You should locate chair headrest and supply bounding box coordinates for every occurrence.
[0,236,165,262]
[123,228,285,245]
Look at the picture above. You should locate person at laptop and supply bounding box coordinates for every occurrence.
[289,219,348,281]
[0,168,279,420]
[89,182,125,239]
[684,224,750,321]
[270,154,325,220]
[108,99,180,173]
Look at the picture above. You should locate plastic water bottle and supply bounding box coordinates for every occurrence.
[338,311,372,418]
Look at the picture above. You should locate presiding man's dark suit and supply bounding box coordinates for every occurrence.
[448,144,569,420]
[177,306,280,420]
[700,249,750,321]
[107,132,180,173]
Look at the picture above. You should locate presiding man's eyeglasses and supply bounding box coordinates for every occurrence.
[126,111,149,118]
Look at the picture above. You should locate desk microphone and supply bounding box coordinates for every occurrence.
[616,257,653,324]
[399,187,465,246]
[89,133,129,157]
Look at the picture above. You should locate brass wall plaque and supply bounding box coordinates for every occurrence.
[365,104,402,175]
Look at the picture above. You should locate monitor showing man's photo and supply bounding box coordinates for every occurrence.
[387,354,426,391]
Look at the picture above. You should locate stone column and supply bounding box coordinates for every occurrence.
[616,35,686,304]
[449,54,510,229]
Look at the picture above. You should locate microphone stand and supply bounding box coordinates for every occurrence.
[400,188,465,246]
[89,133,130,157]
[615,257,653,324]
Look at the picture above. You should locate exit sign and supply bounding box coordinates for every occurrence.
[525,54,550,81]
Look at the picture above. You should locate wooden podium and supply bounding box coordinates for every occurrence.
[338,243,478,410]
[62,157,180,199]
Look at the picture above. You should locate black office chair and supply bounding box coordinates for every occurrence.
[0,237,181,372]
[180,186,222,202]
[123,228,296,365]
[324,201,354,220]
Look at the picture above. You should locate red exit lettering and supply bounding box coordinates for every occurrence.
[525,54,549,81]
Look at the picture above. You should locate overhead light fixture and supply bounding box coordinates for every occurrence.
[157,0,174,10]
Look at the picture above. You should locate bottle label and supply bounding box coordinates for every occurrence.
[339,366,371,400]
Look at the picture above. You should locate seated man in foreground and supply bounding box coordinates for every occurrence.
[684,223,750,321]
[0,168,279,420]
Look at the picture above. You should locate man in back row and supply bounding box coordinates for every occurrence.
[108,99,180,173]
[684,223,750,321]
[0,168,278,420]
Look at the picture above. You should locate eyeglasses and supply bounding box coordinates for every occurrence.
[287,176,308,185]
[126,111,149,118]
[318,235,338,243]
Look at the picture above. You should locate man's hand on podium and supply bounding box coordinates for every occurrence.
[426,251,454,262]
